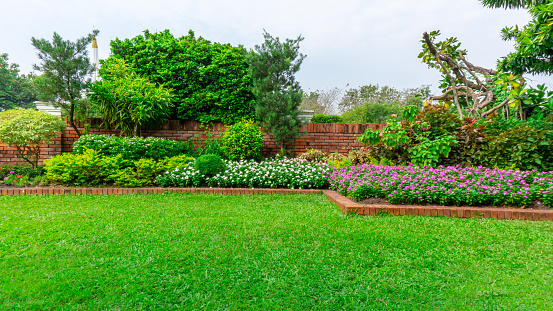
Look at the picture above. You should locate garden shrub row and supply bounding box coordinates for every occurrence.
[358,104,553,171]
[72,134,193,160]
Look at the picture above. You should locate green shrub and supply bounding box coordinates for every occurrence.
[323,152,346,163]
[220,120,264,160]
[298,149,326,162]
[160,155,194,172]
[89,58,174,137]
[480,125,553,171]
[311,114,343,123]
[194,154,225,176]
[0,108,66,168]
[44,149,122,186]
[73,134,192,161]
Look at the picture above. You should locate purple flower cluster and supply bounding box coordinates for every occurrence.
[329,164,553,207]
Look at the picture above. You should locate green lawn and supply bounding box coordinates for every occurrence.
[1,193,552,310]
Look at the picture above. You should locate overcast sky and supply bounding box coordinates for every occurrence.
[1,0,550,95]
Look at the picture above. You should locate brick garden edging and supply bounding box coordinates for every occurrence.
[2,187,551,221]
[0,187,322,196]
[323,190,553,221]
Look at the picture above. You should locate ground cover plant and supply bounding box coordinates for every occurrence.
[1,194,552,309]
[330,163,553,208]
[156,157,330,189]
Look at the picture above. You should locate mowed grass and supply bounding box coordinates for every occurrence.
[1,194,552,310]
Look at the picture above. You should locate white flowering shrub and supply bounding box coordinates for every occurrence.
[156,158,331,189]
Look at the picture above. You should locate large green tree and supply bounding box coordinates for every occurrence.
[0,53,37,110]
[109,29,255,123]
[481,0,553,75]
[246,31,306,155]
[31,30,99,137]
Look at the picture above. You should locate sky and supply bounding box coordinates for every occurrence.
[1,0,551,95]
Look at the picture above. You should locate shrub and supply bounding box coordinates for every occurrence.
[220,120,264,160]
[323,152,346,163]
[0,108,66,168]
[72,134,192,161]
[480,125,553,171]
[298,149,326,162]
[194,154,225,177]
[88,58,174,137]
[348,148,376,165]
[44,149,122,186]
[311,114,343,123]
[160,155,194,172]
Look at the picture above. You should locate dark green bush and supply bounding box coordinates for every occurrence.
[311,114,343,123]
[479,125,553,171]
[220,120,264,160]
[109,29,255,123]
[72,134,192,161]
[194,154,225,176]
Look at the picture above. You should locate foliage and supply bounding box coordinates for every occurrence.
[157,158,330,189]
[298,149,326,162]
[44,149,122,186]
[0,53,37,111]
[31,30,99,136]
[330,163,553,208]
[246,30,306,154]
[220,120,264,160]
[0,108,66,168]
[480,124,553,171]
[338,84,429,113]
[357,105,460,167]
[109,29,255,123]
[341,101,402,124]
[72,134,192,161]
[88,58,174,137]
[194,154,225,177]
[310,114,343,123]
[347,148,376,165]
[323,152,347,163]
[0,164,47,187]
[491,2,553,75]
[194,129,226,158]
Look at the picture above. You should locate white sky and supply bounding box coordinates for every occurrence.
[1,0,551,94]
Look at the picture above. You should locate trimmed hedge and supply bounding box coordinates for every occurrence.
[72,134,192,160]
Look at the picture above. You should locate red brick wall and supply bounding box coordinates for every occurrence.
[0,119,385,165]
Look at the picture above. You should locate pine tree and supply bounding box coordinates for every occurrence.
[246,31,306,155]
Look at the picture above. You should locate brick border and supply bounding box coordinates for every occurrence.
[0,187,322,196]
[2,187,551,221]
[323,190,553,221]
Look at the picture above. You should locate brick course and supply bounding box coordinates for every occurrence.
[0,119,385,165]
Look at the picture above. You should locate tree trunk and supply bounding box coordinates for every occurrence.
[68,102,81,137]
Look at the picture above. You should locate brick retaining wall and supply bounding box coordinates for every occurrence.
[0,119,384,165]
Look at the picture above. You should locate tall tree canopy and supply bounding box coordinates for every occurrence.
[109,30,255,124]
[0,53,36,111]
[31,30,99,136]
[481,0,553,75]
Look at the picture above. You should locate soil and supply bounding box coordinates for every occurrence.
[358,197,551,210]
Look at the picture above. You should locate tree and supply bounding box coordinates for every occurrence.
[0,53,37,111]
[481,0,553,75]
[88,58,174,137]
[109,29,255,123]
[338,84,429,113]
[31,30,99,137]
[0,108,66,168]
[246,31,306,155]
[300,87,344,114]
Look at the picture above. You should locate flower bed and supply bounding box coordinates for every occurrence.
[329,164,553,208]
[156,158,331,189]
